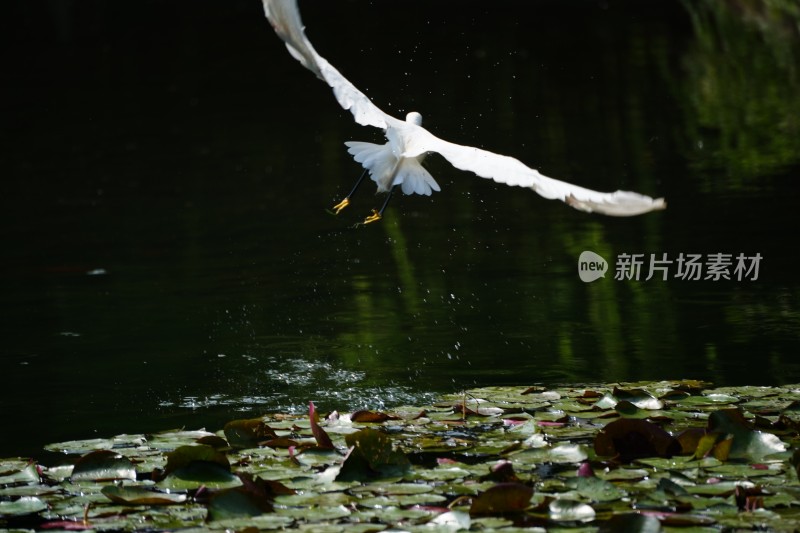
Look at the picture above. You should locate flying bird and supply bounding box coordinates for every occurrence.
[262,0,666,223]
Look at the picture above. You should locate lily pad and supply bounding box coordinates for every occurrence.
[0,496,48,515]
[224,418,277,449]
[470,483,533,516]
[594,419,681,462]
[101,485,188,505]
[546,498,596,522]
[71,450,136,482]
[335,428,411,481]
[6,384,800,531]
[164,444,229,474]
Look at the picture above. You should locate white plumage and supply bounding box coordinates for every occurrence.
[262,0,666,219]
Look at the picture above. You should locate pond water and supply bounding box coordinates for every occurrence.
[2,0,799,458]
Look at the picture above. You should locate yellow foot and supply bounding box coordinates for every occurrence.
[363,209,382,224]
[332,197,350,214]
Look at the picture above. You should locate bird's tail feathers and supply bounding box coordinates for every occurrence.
[345,141,440,195]
[399,159,440,196]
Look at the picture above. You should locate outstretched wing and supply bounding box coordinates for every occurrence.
[402,126,666,216]
[263,0,666,217]
[262,0,394,130]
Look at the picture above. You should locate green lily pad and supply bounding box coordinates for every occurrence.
[44,438,115,454]
[71,450,136,482]
[574,475,626,502]
[547,498,596,522]
[13,384,800,531]
[707,409,787,461]
[0,462,39,485]
[0,496,48,515]
[101,485,188,505]
[163,444,230,476]
[224,418,277,449]
[158,461,242,490]
[335,429,410,481]
[614,387,664,410]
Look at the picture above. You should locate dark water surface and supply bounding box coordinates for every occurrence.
[2,0,799,457]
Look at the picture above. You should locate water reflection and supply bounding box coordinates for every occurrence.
[680,0,800,186]
[1,0,799,457]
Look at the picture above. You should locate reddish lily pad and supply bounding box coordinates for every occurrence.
[594,419,681,462]
[470,483,533,516]
[309,402,335,449]
[351,410,401,423]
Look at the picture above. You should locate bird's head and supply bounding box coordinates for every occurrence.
[405,112,423,126]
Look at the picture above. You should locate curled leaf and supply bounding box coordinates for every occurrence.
[309,402,335,449]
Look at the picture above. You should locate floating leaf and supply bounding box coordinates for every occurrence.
[101,485,187,505]
[0,462,39,485]
[44,438,115,454]
[601,512,662,532]
[594,419,681,462]
[707,409,787,461]
[159,462,241,490]
[224,418,278,449]
[675,427,706,454]
[427,510,471,529]
[207,488,270,520]
[163,444,230,476]
[453,403,504,417]
[158,444,239,489]
[207,473,293,521]
[336,429,410,481]
[513,443,589,465]
[593,393,618,410]
[615,400,649,418]
[71,450,136,482]
[0,496,48,515]
[613,387,664,410]
[262,437,299,449]
[678,393,739,406]
[196,434,229,449]
[574,475,626,502]
[12,383,800,531]
[479,460,519,483]
[351,410,401,423]
[470,483,533,516]
[547,498,596,522]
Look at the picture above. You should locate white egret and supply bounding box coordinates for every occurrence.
[262,0,666,223]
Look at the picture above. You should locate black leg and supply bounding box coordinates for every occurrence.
[332,168,369,214]
[364,186,395,224]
